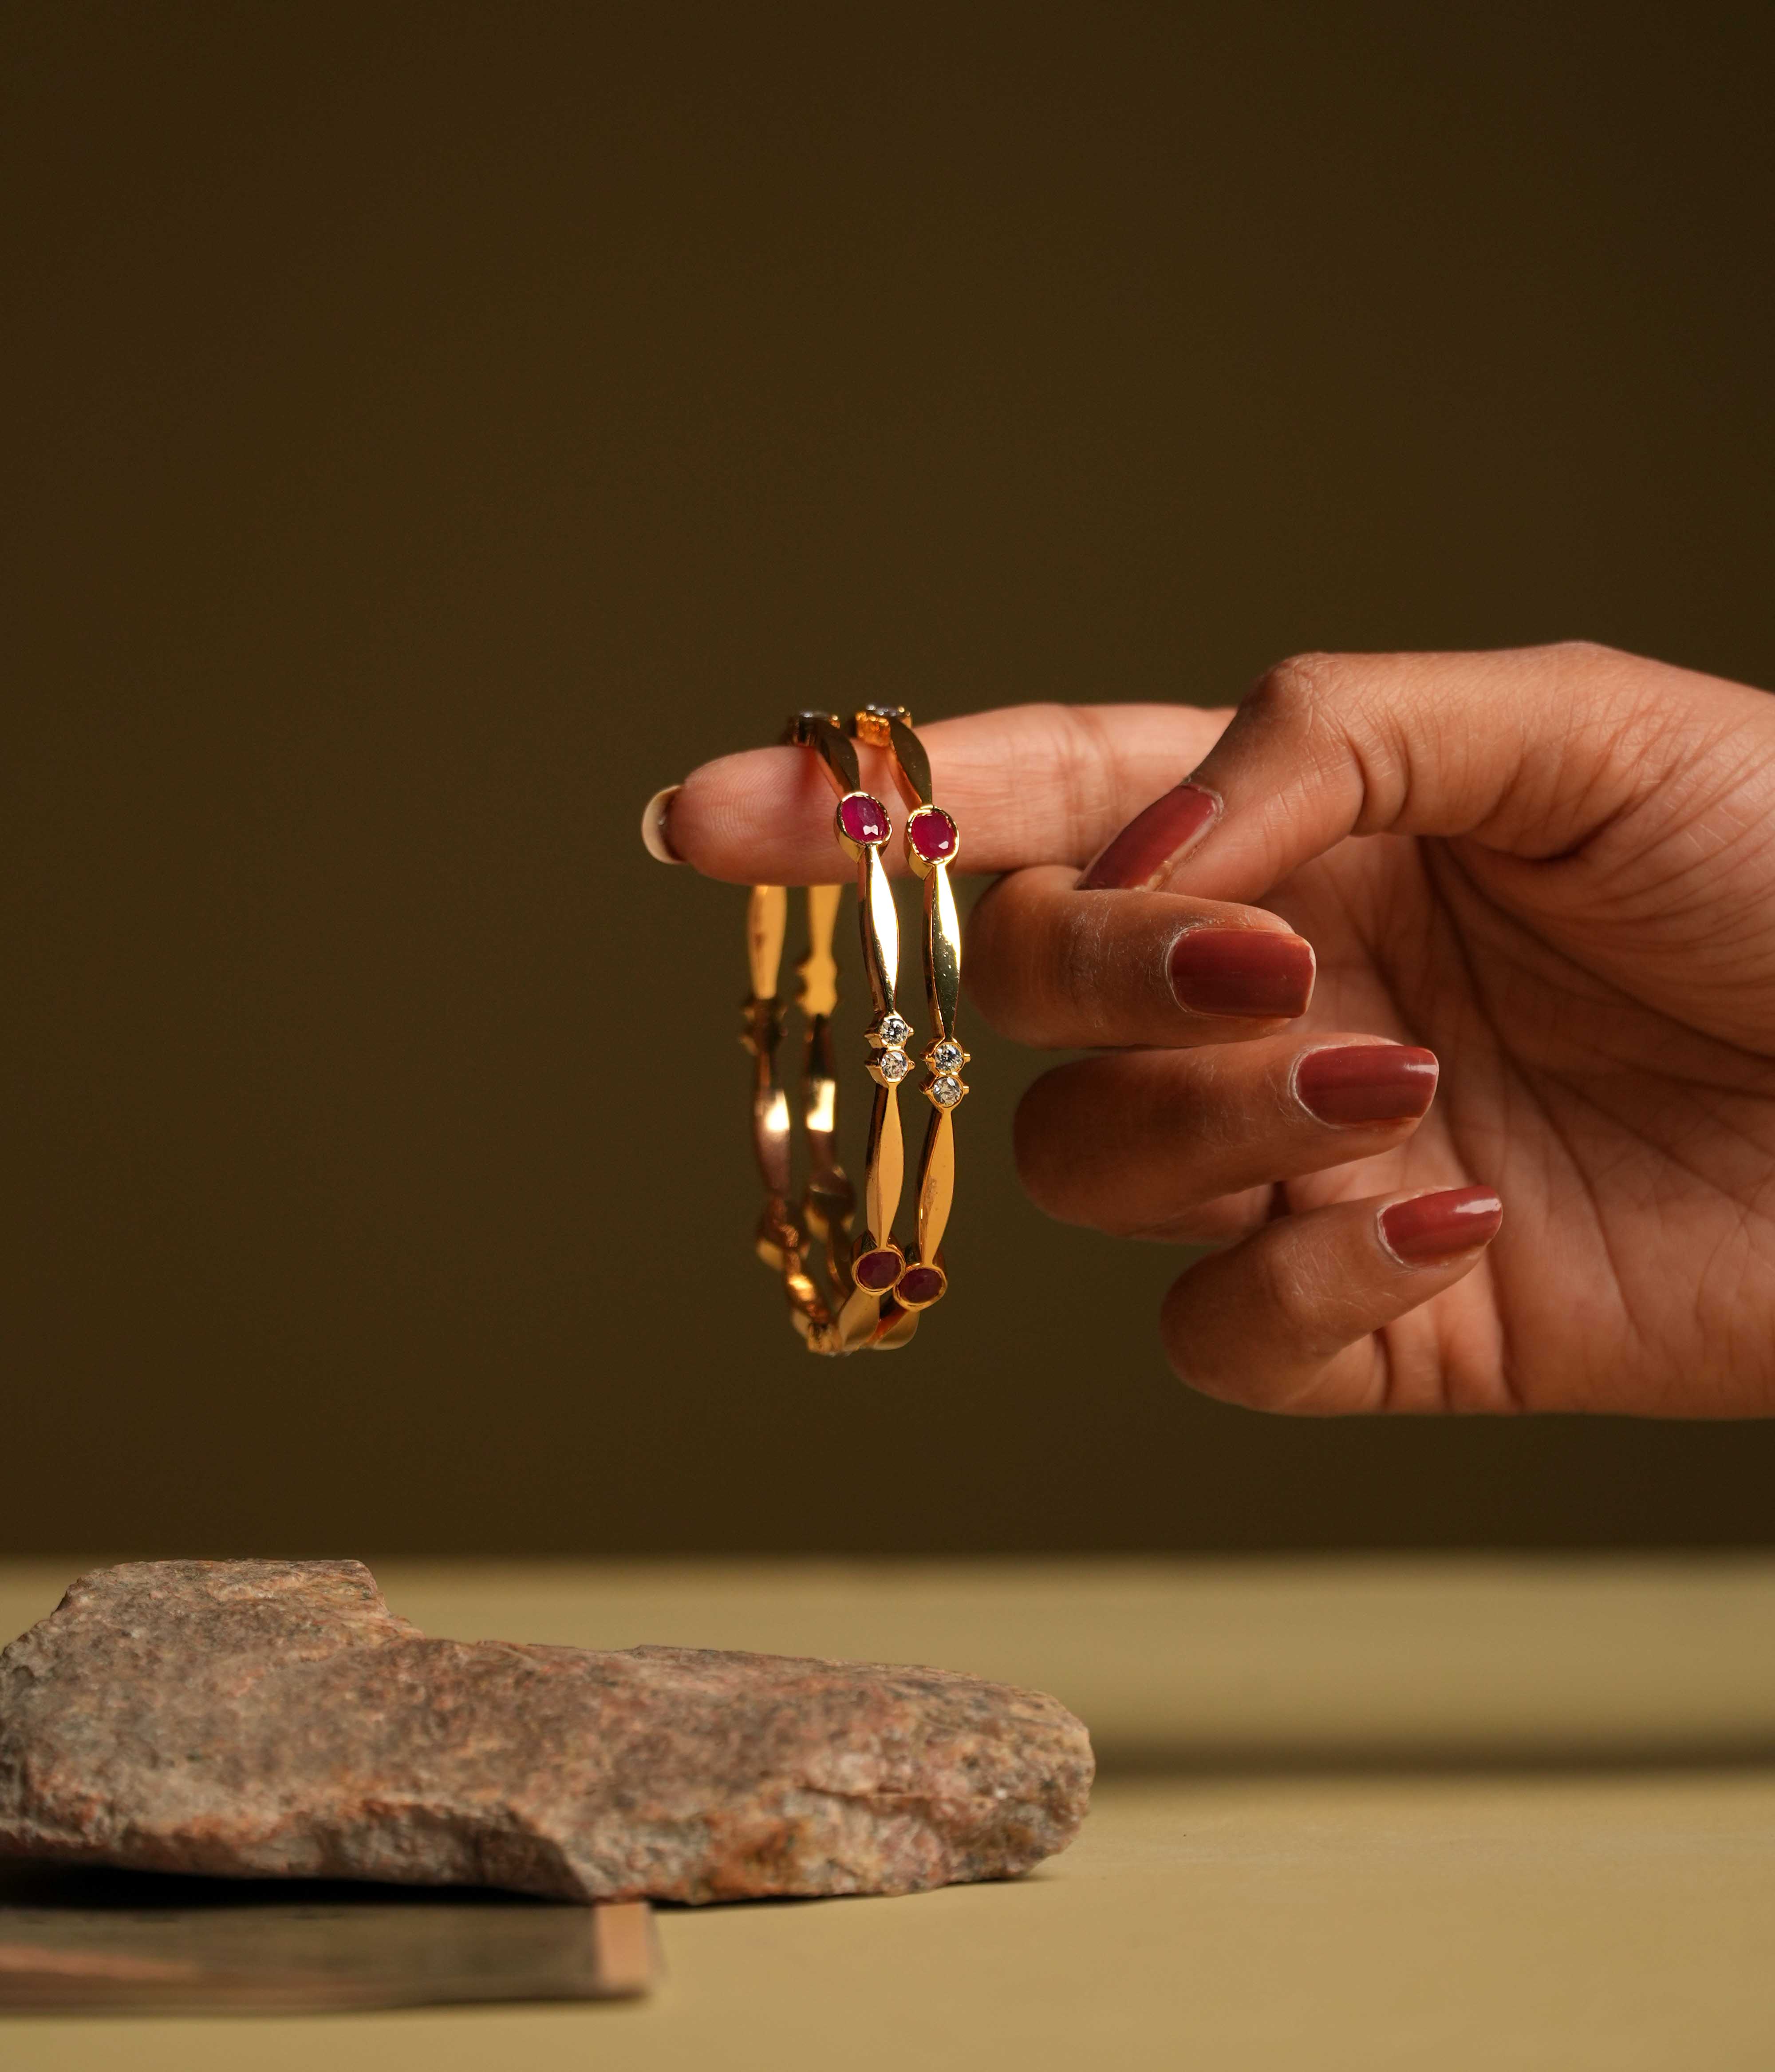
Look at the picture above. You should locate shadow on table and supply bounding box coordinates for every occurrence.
[1088,1731,1775,1778]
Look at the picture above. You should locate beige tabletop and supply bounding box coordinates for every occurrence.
[3,1556,1773,2070]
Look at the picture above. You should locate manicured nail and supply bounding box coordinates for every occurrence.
[1379,1186,1503,1266]
[1296,1044,1438,1127]
[1167,926,1315,1019]
[1081,781,1221,890]
[641,784,685,864]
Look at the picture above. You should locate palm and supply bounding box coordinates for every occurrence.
[1268,834,1775,1415]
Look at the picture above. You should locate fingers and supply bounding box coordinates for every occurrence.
[1160,1185,1505,1415]
[967,866,1314,1049]
[656,703,1229,884]
[1015,1037,1439,1242]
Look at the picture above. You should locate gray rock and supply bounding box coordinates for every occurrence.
[0,1560,1092,1902]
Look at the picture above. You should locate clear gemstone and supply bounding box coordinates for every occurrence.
[876,1049,911,1083]
[929,1074,966,1107]
[877,1013,912,1046]
[928,1040,964,1072]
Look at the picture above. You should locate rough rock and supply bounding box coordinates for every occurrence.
[0,1560,1092,1903]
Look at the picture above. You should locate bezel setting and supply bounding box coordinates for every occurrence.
[905,804,960,875]
[895,1261,948,1309]
[834,790,892,856]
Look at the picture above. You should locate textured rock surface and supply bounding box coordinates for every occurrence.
[0,1561,1092,1903]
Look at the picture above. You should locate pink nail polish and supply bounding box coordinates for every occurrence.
[1081,782,1221,890]
[1378,1186,1503,1266]
[1296,1044,1439,1127]
[1167,927,1315,1019]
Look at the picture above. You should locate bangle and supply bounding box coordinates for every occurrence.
[741,708,962,1353]
[855,705,966,1312]
[792,711,923,1349]
[740,715,910,1356]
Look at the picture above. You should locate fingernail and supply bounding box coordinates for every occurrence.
[641,784,685,864]
[1081,781,1221,890]
[1379,1186,1503,1266]
[1296,1044,1439,1127]
[1167,926,1315,1019]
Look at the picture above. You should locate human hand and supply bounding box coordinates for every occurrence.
[655,645,1775,1416]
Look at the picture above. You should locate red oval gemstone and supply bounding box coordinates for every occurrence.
[853,1247,903,1291]
[897,1265,946,1305]
[837,792,890,846]
[907,807,958,863]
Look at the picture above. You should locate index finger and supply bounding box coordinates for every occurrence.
[655,703,1230,884]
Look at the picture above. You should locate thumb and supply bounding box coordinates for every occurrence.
[1082,643,1775,1044]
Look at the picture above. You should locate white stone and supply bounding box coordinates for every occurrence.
[929,1075,966,1107]
[876,1049,911,1083]
[876,1014,912,1047]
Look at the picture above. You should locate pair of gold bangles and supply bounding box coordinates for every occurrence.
[744,706,966,1355]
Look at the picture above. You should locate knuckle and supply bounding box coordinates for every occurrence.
[1246,651,1357,730]
[970,701,1127,867]
[1246,651,1406,831]
[1541,638,1626,673]
[1247,1233,1315,1336]
[1051,704,1134,862]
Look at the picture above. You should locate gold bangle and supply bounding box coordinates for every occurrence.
[737,712,907,1359]
[791,712,922,1351]
[856,704,967,1312]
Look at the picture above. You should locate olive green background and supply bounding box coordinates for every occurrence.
[8,4,1775,1556]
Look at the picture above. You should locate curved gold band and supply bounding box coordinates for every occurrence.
[742,707,965,1353]
[858,705,967,1312]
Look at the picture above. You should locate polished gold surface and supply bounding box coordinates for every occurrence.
[909,1111,955,1300]
[796,883,840,1022]
[921,857,963,1047]
[744,883,787,1002]
[795,883,852,1312]
[869,706,966,1306]
[7,1557,1774,2071]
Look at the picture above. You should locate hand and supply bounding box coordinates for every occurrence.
[657,645,1775,1417]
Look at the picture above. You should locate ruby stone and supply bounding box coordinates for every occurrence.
[898,1265,945,1305]
[837,793,890,846]
[907,807,958,863]
[853,1247,903,1291]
